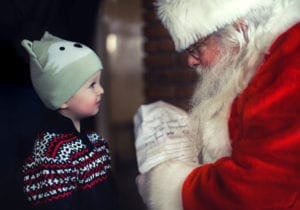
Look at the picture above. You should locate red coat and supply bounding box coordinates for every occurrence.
[182,23,300,210]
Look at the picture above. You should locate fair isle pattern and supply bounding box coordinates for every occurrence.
[22,132,111,205]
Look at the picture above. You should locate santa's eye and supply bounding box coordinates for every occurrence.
[59,47,65,51]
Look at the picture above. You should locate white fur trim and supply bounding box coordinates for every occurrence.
[194,0,300,164]
[138,161,197,210]
[156,0,273,51]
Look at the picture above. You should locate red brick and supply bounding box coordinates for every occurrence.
[164,70,199,82]
[144,70,198,84]
[142,0,156,9]
[143,24,170,38]
[145,84,195,97]
[176,52,190,68]
[143,11,159,23]
[144,38,175,52]
[142,2,198,109]
[144,54,174,68]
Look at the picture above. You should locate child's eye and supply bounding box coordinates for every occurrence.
[90,82,96,88]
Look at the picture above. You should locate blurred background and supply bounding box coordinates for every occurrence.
[0,0,198,209]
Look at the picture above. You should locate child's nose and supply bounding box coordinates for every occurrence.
[97,85,104,95]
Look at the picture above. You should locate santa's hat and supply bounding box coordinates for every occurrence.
[156,0,273,51]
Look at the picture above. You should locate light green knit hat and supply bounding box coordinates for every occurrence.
[21,31,102,110]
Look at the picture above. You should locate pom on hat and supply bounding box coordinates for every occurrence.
[156,0,273,51]
[21,32,102,110]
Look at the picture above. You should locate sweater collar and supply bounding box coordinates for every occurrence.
[44,109,80,133]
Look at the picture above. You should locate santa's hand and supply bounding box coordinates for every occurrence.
[135,161,198,210]
[135,173,149,205]
[133,101,198,173]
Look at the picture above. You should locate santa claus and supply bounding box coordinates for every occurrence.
[136,0,300,209]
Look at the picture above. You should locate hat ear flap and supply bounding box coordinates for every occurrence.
[21,40,37,58]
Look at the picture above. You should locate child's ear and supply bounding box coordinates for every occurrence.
[60,103,69,109]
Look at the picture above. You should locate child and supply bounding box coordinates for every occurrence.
[21,32,118,210]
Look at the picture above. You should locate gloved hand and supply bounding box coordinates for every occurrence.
[135,160,197,210]
[133,101,198,173]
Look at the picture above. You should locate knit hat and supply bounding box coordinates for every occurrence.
[21,31,103,110]
[156,0,273,51]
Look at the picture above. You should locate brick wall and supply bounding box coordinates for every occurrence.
[142,0,198,111]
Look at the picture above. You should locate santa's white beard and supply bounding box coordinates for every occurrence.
[189,40,260,163]
[187,0,296,163]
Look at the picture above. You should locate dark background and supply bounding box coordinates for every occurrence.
[0,0,102,85]
[0,1,103,209]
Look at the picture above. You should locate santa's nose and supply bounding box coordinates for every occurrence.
[187,54,201,68]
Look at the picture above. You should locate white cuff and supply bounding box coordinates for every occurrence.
[138,161,197,210]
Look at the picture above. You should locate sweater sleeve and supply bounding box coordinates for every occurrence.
[73,133,112,190]
[182,25,300,210]
[22,132,79,209]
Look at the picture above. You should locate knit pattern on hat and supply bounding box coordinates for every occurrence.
[22,32,102,110]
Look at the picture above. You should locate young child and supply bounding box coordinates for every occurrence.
[21,32,118,210]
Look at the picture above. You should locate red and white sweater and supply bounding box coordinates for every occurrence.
[21,111,117,210]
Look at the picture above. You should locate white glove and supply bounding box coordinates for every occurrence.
[135,160,197,210]
[133,101,198,173]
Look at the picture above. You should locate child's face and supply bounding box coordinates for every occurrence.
[62,71,104,119]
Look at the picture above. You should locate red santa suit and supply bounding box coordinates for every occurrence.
[136,1,300,210]
[182,22,300,210]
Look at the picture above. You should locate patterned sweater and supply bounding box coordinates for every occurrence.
[21,111,118,210]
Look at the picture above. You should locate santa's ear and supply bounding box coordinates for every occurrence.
[234,19,249,42]
[59,103,69,109]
